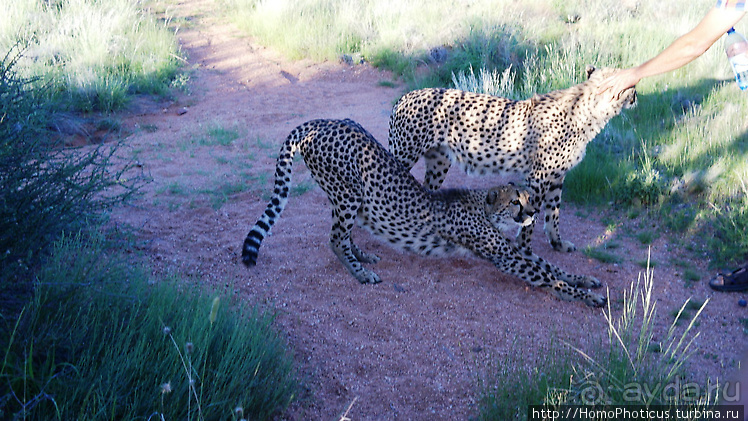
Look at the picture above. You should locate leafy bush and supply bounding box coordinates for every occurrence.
[0,232,298,420]
[0,50,141,288]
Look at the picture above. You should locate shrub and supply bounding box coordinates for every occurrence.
[0,49,142,290]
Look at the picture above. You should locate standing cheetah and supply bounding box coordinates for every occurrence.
[388,65,637,253]
[242,119,605,307]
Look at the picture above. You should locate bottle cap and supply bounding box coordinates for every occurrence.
[728,27,736,34]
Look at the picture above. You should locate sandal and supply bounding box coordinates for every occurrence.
[709,265,748,292]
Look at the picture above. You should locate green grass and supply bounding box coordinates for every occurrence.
[583,245,624,264]
[202,180,252,209]
[683,269,702,284]
[1,0,183,112]
[478,258,717,419]
[636,230,657,245]
[217,0,540,87]
[477,344,579,421]
[201,122,242,146]
[670,299,706,324]
[0,232,297,420]
[636,258,658,268]
[157,173,261,210]
[291,179,318,197]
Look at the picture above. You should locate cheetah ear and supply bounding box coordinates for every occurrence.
[486,187,508,206]
[585,65,596,79]
[486,189,499,206]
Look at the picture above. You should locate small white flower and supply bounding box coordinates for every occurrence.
[160,382,172,394]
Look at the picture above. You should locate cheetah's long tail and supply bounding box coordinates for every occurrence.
[242,126,304,267]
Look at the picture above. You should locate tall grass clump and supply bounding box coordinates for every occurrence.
[0,51,141,293]
[565,254,712,406]
[708,196,748,266]
[0,232,297,420]
[476,344,579,420]
[478,255,720,420]
[0,0,182,112]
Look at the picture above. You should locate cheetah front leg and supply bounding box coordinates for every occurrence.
[545,278,606,307]
[505,253,605,307]
[474,235,605,307]
[422,145,453,191]
[351,242,380,264]
[544,181,576,253]
[329,209,381,284]
[520,248,600,288]
[549,266,600,288]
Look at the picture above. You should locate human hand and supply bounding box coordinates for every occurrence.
[596,68,641,100]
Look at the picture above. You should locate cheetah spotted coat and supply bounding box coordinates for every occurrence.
[388,66,637,253]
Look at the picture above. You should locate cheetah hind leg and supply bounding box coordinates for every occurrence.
[329,217,382,284]
[351,242,380,264]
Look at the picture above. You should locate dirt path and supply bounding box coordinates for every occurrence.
[111,0,747,419]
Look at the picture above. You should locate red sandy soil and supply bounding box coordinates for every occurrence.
[106,0,748,419]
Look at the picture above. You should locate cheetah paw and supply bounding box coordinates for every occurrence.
[358,252,381,264]
[579,275,601,289]
[355,269,382,285]
[584,291,607,308]
[552,239,577,253]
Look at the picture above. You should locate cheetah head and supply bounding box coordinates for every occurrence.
[484,185,536,234]
[585,65,637,111]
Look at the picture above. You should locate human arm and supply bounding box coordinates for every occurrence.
[598,7,746,98]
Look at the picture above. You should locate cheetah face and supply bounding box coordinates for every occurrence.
[484,186,536,234]
[510,189,536,227]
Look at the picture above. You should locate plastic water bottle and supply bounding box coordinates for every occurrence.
[724,27,748,90]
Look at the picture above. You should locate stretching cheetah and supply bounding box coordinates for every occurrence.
[242,119,605,307]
